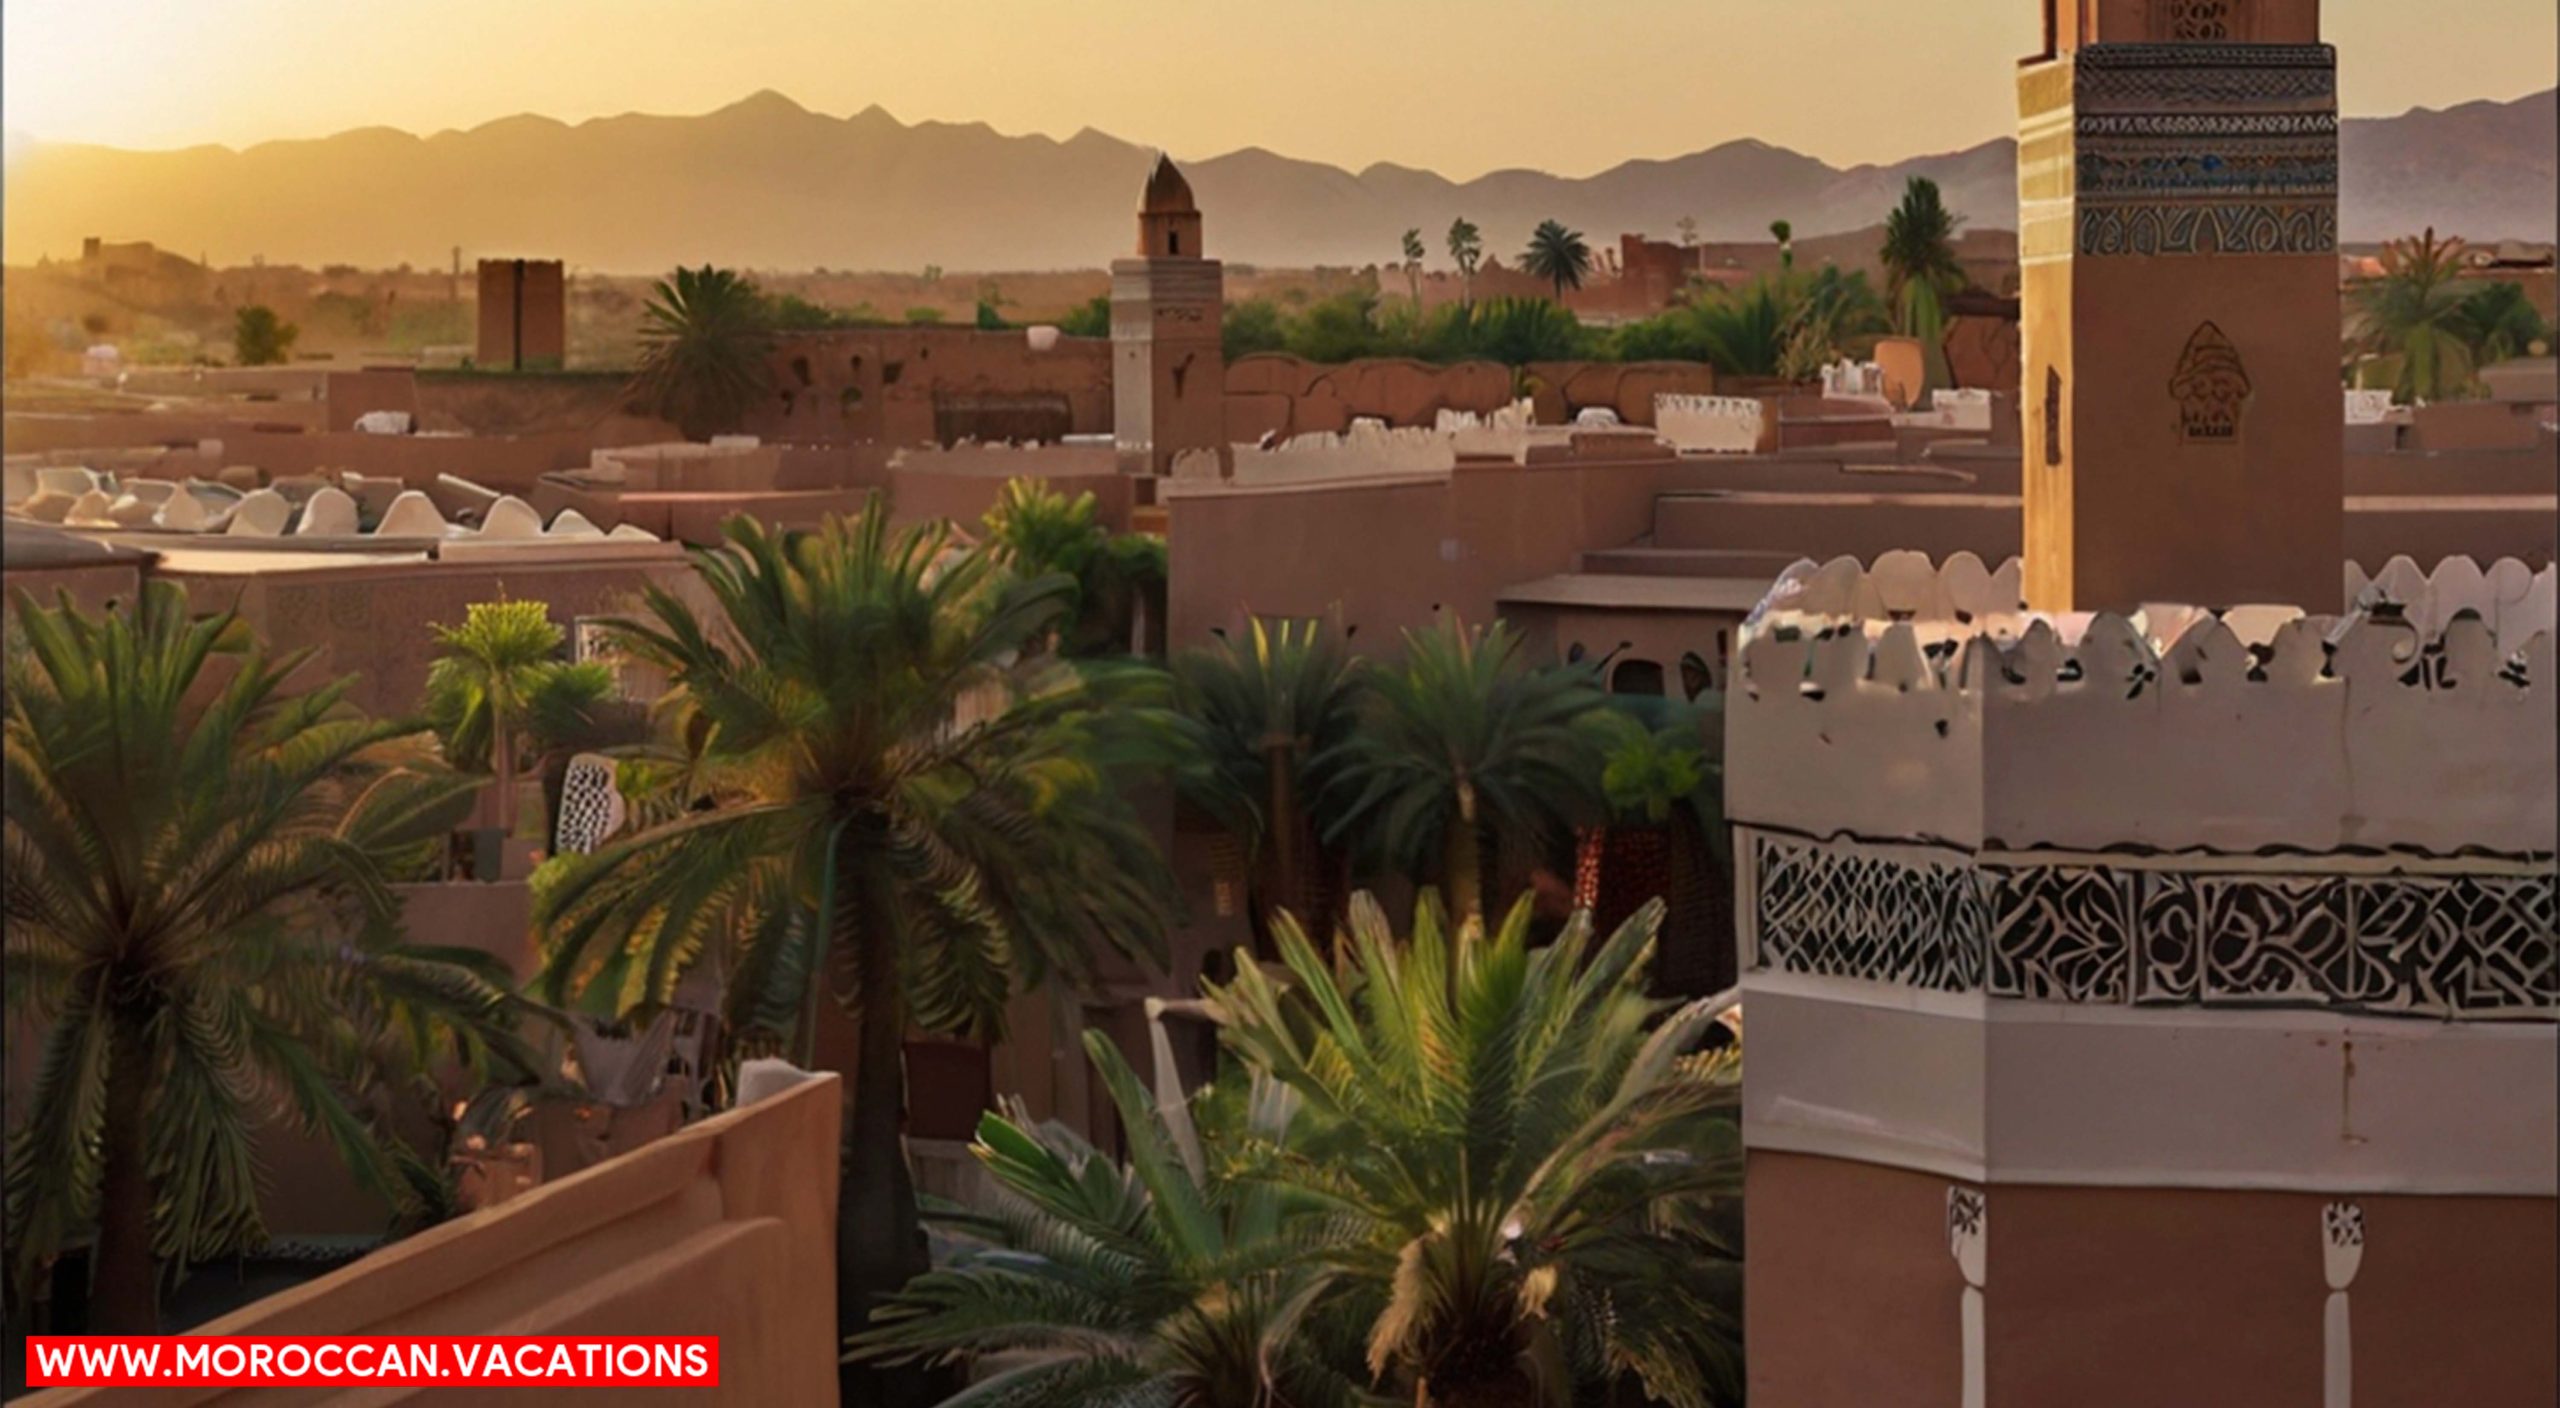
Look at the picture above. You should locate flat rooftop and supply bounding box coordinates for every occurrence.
[1497,572,1777,613]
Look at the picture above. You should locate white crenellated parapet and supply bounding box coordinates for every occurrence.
[1924,388,1995,431]
[1729,555,2556,857]
[1221,421,1459,484]
[1822,358,1886,400]
[1656,393,1766,454]
[1744,551,2025,647]
[2348,555,2556,656]
[1435,400,1542,459]
[11,466,663,548]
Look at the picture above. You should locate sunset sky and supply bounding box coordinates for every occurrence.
[6,0,2554,178]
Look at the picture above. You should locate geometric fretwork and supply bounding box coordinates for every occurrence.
[1746,830,2555,1021]
[553,752,628,856]
[1985,866,2136,1002]
[1752,837,1982,993]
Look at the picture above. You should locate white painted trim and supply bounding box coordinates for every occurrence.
[1748,1115,1988,1186]
[1745,968,1990,1021]
[1743,988,2560,1196]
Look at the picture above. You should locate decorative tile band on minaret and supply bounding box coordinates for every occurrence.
[2018,19,2343,613]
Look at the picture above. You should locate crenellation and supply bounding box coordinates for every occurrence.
[1732,552,2554,857]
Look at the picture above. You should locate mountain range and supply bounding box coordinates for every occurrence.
[4,87,2551,274]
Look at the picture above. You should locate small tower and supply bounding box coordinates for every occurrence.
[1112,155,1225,475]
[1138,155,1204,259]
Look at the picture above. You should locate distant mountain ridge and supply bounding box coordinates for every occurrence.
[5,87,2550,274]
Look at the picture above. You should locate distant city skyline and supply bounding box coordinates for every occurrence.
[4,0,2554,180]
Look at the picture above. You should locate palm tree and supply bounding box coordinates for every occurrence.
[1778,266,1891,383]
[1208,894,1746,1408]
[1321,619,1601,926]
[980,477,1166,658]
[848,1030,1373,1408]
[1879,177,1966,330]
[1401,228,1429,313]
[1613,278,1793,377]
[519,659,628,844]
[5,583,535,1331]
[1172,618,1366,951]
[1572,694,1732,994]
[1447,219,1484,309]
[2456,280,2551,367]
[1520,220,1594,301]
[2347,228,2483,403]
[628,264,774,440]
[1769,218,1794,271]
[532,500,1178,1403]
[1880,178,1965,394]
[1435,297,1590,367]
[425,599,611,844]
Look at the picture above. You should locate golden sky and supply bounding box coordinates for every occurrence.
[5,0,2553,177]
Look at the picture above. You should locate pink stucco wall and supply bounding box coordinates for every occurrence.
[22,1076,844,1408]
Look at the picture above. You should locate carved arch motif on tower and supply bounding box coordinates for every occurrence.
[2168,0,2235,41]
[2170,321,2251,442]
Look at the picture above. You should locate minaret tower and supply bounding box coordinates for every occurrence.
[1728,4,2555,1403]
[1111,155,1225,475]
[2018,0,2342,610]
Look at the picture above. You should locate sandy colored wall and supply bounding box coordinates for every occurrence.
[156,555,704,719]
[321,370,421,434]
[751,326,1113,447]
[1499,601,1747,693]
[2061,253,2345,610]
[1221,355,1715,444]
[3,561,143,616]
[888,462,1134,535]
[414,372,671,440]
[1748,1149,2557,1408]
[1168,446,1703,650]
[22,1075,843,1408]
[1746,1150,1965,1406]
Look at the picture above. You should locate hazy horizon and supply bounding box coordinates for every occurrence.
[6,0,2555,182]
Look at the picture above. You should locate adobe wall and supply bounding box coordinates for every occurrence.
[1654,492,2025,564]
[1167,447,1715,649]
[415,372,672,440]
[749,327,1113,447]
[155,554,707,718]
[1529,361,1718,427]
[1496,598,1752,693]
[1749,1150,2554,1408]
[1221,355,1714,443]
[21,1075,844,1408]
[320,370,420,434]
[2,560,142,616]
[1224,355,1516,441]
[887,454,1134,536]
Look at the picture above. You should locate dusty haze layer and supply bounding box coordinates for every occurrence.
[6,88,2552,274]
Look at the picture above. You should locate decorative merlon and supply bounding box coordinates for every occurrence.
[1729,554,2554,857]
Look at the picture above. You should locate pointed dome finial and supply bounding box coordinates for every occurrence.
[1142,153,1196,215]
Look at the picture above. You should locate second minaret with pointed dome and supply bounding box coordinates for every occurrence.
[1110,153,1226,475]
